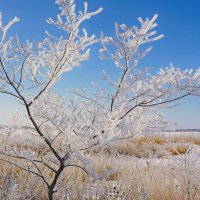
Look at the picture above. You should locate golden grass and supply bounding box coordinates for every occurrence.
[170,135,200,145]
[133,135,166,145]
[1,133,200,199]
[1,153,200,200]
[101,134,200,158]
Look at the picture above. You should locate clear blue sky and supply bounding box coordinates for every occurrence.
[0,0,200,128]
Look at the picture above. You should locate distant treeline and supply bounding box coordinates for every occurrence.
[161,129,200,132]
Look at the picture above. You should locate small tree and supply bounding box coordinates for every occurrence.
[0,0,200,199]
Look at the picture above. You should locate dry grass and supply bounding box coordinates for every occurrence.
[1,154,200,200]
[1,132,200,199]
[101,133,200,158]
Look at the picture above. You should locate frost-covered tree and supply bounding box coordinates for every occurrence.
[0,0,200,199]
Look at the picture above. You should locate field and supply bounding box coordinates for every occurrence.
[1,131,200,200]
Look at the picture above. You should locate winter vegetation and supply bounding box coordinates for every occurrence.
[0,0,200,199]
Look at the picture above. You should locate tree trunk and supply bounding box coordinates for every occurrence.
[48,164,65,200]
[48,189,54,200]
